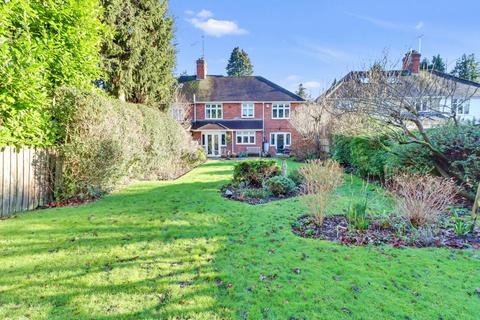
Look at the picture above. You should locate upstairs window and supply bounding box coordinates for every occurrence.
[241,103,255,118]
[452,98,470,115]
[205,103,222,119]
[272,103,290,119]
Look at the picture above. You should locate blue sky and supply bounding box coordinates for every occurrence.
[169,0,480,97]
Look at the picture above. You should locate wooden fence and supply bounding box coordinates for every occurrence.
[0,146,55,217]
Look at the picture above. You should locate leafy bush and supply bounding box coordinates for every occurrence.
[389,173,457,226]
[290,139,321,162]
[331,135,390,178]
[288,169,305,187]
[265,176,296,196]
[299,159,343,225]
[233,160,280,187]
[52,87,205,200]
[0,0,104,147]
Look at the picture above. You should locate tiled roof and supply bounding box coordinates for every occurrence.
[191,120,263,130]
[178,75,305,102]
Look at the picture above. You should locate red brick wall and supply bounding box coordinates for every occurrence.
[190,102,304,156]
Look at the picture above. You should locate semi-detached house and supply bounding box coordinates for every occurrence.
[178,58,305,157]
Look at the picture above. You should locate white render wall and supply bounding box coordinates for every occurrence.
[460,97,480,123]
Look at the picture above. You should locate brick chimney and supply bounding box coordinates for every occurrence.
[196,58,207,80]
[402,50,421,74]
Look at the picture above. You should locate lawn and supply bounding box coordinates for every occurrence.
[0,160,478,319]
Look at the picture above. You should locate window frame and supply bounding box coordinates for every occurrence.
[205,103,223,119]
[236,131,256,145]
[270,132,292,148]
[241,102,255,118]
[272,103,291,119]
[453,98,470,115]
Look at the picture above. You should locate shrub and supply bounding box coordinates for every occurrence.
[52,87,205,200]
[233,160,280,188]
[290,139,322,162]
[331,135,390,178]
[389,173,457,226]
[288,169,305,187]
[0,0,104,147]
[299,159,343,225]
[265,176,296,196]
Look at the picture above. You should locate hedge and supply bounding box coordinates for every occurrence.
[52,87,205,200]
[331,123,480,194]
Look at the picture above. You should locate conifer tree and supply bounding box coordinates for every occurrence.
[226,47,254,76]
[451,54,480,81]
[101,0,176,106]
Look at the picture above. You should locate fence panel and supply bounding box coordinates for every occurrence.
[0,147,54,217]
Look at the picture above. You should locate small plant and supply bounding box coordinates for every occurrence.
[410,226,436,247]
[299,159,343,226]
[233,160,280,188]
[452,213,473,236]
[287,169,305,187]
[241,188,272,199]
[346,200,370,231]
[389,173,457,227]
[264,176,296,197]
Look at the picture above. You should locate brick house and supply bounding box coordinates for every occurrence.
[178,58,305,157]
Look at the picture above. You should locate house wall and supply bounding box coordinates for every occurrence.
[190,101,304,156]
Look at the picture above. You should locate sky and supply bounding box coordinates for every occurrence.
[169,0,480,97]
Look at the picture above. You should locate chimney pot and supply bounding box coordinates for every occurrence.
[196,58,207,80]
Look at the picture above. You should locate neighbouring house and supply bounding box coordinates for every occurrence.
[322,50,480,125]
[178,58,305,157]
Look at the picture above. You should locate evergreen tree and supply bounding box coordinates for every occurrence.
[101,0,176,106]
[429,54,446,72]
[451,54,480,81]
[226,47,254,76]
[420,58,430,70]
[295,83,310,100]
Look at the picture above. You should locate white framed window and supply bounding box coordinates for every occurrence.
[241,103,255,118]
[452,98,470,115]
[270,132,292,147]
[236,131,256,144]
[272,103,290,119]
[205,103,223,119]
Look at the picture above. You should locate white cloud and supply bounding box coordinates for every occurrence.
[295,41,352,63]
[303,81,322,89]
[187,17,247,37]
[197,9,213,19]
[185,10,195,16]
[415,21,424,30]
[286,74,301,81]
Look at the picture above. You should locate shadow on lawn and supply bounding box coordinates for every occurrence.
[0,177,244,319]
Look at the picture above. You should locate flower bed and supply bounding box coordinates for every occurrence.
[221,183,299,205]
[292,214,480,249]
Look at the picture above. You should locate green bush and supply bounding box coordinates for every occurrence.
[52,87,205,200]
[332,135,390,178]
[265,176,296,196]
[241,188,272,199]
[288,169,305,186]
[233,160,280,187]
[0,0,104,147]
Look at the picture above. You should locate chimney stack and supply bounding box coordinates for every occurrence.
[196,58,207,80]
[402,50,421,74]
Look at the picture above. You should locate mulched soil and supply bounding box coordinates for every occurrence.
[292,214,480,249]
[220,185,299,205]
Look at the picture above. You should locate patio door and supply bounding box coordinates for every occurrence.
[270,132,291,154]
[202,132,224,157]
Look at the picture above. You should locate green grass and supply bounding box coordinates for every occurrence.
[0,160,478,319]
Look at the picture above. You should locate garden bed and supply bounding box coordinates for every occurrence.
[220,183,299,205]
[292,214,480,249]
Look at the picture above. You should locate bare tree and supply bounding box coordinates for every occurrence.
[325,55,479,199]
[170,89,192,129]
